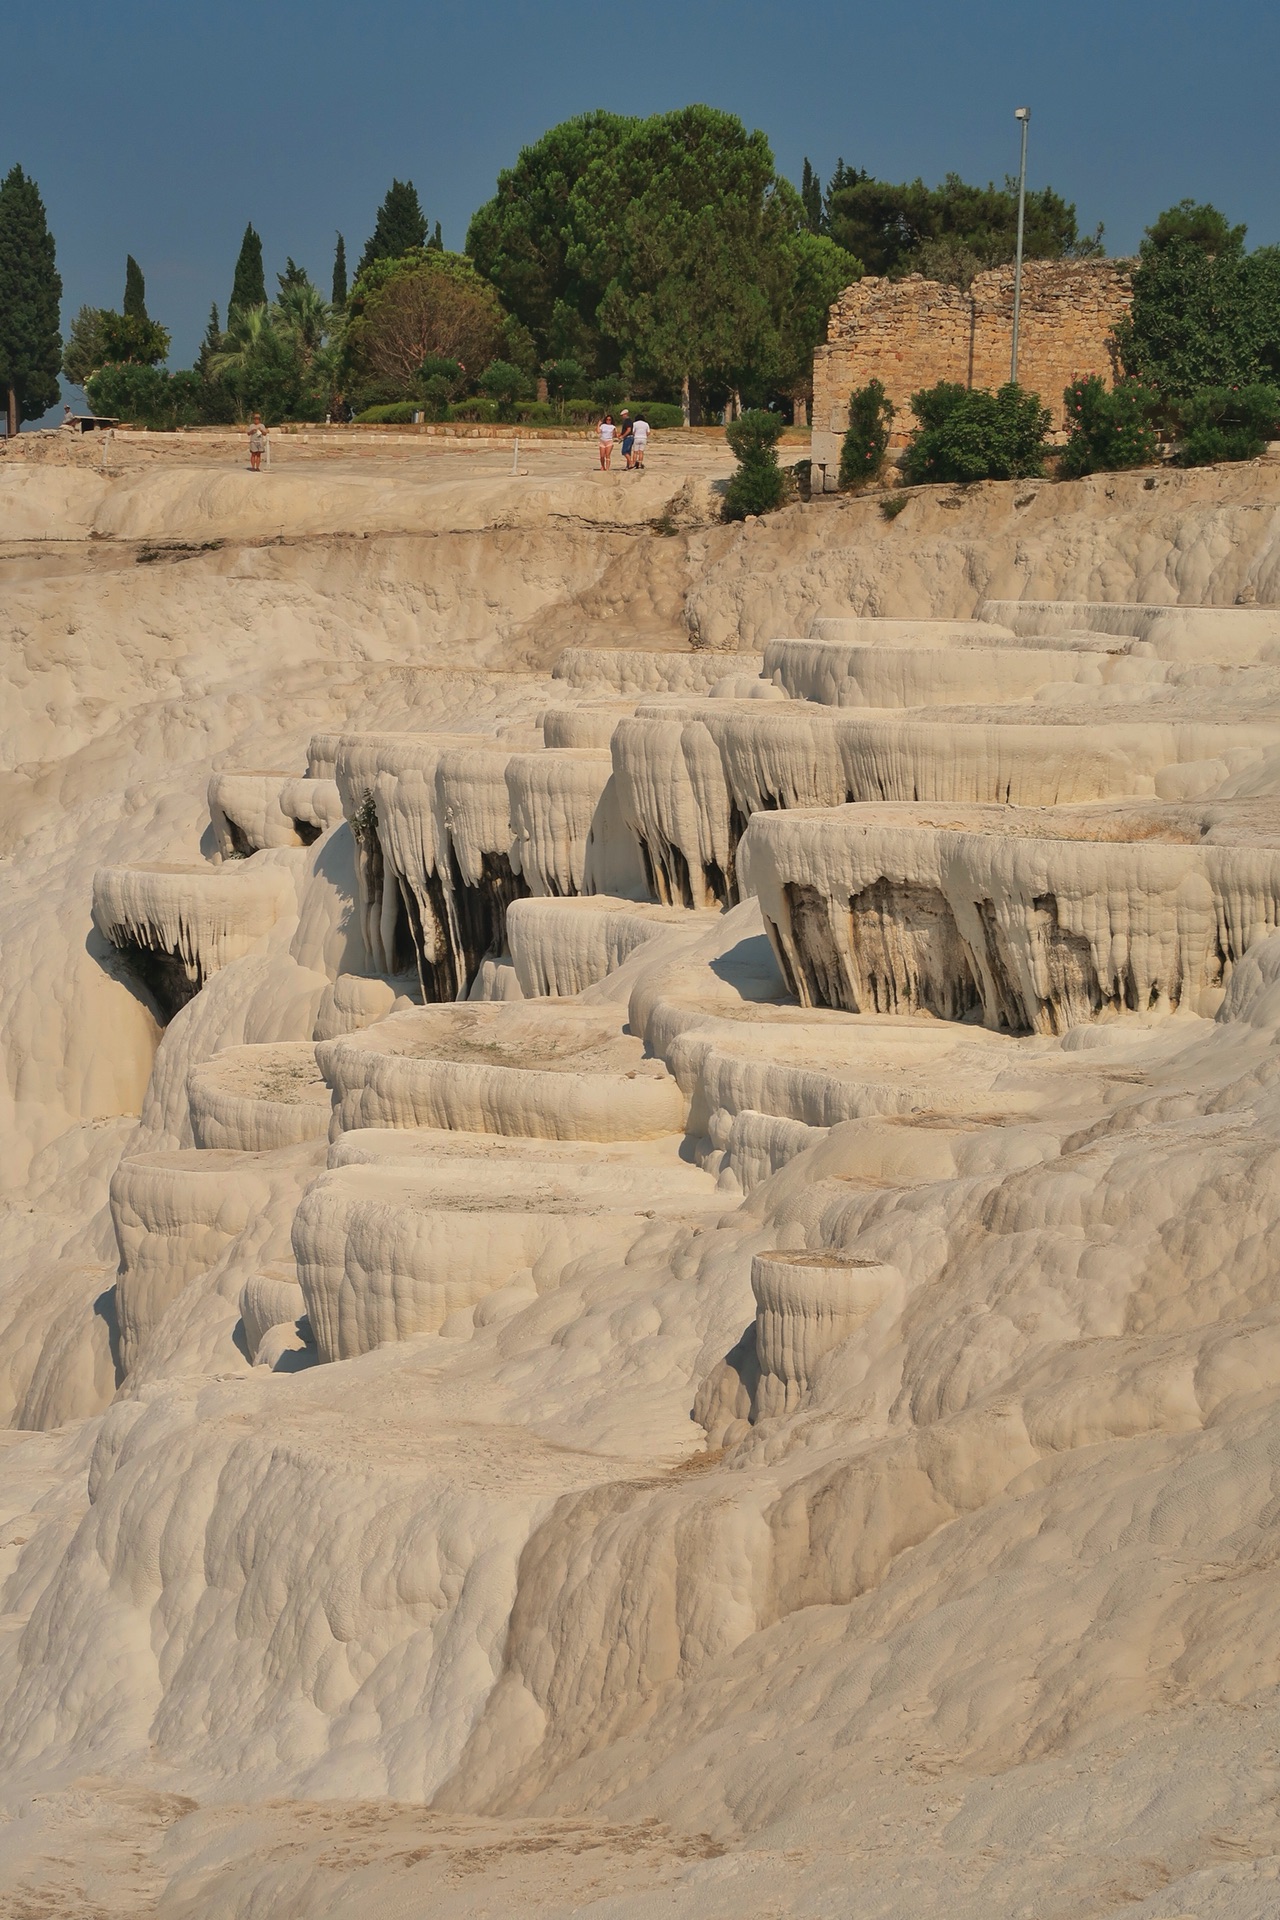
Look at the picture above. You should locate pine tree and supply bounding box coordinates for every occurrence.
[124,253,147,319]
[197,303,221,376]
[332,233,347,307]
[427,220,443,252]
[801,159,823,235]
[0,165,63,436]
[357,180,427,276]
[229,223,266,316]
[276,257,308,296]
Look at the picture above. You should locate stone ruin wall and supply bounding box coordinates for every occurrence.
[810,257,1134,488]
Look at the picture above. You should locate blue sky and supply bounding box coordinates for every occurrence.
[7,0,1279,378]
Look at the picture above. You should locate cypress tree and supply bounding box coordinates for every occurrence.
[197,303,221,376]
[357,180,427,276]
[427,220,443,252]
[0,165,63,437]
[229,223,266,316]
[801,158,823,235]
[332,232,347,307]
[124,253,148,319]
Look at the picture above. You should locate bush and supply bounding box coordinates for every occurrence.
[1059,375,1160,478]
[1174,384,1280,465]
[478,358,532,417]
[85,363,188,428]
[447,396,500,423]
[636,402,683,429]
[901,381,1049,484]
[723,408,787,520]
[839,377,894,487]
[356,401,425,423]
[591,375,625,409]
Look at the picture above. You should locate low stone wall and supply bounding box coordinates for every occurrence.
[811,258,1133,488]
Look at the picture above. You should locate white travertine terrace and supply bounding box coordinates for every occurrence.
[552,646,765,694]
[318,1002,687,1140]
[19,447,1280,1914]
[92,857,299,1016]
[744,799,1280,1032]
[187,1041,331,1150]
[764,638,1171,708]
[507,895,692,996]
[208,770,344,856]
[542,701,640,747]
[504,748,647,899]
[239,1264,308,1362]
[110,1147,282,1372]
[977,597,1280,658]
[295,1155,724,1360]
[751,1250,901,1418]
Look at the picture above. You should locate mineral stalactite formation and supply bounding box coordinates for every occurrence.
[7,442,1280,1914]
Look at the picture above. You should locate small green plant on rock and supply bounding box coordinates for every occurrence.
[879,491,911,520]
[839,377,894,487]
[723,409,786,520]
[1059,375,1159,477]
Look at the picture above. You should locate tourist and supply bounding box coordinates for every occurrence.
[598,412,616,470]
[631,413,650,470]
[620,418,635,468]
[247,413,268,472]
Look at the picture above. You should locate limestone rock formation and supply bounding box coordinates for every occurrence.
[8,445,1280,1916]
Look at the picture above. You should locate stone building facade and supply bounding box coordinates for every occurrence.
[810,257,1134,488]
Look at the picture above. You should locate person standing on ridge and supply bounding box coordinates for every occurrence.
[598,412,616,470]
[620,416,635,468]
[247,413,268,472]
[630,412,649,471]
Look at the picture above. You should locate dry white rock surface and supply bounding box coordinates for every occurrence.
[4,435,1280,1917]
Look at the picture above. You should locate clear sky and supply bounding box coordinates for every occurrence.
[6,0,1279,383]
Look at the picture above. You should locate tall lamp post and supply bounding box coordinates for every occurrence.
[1010,106,1031,384]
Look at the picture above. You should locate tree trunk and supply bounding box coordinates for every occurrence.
[731,389,742,420]
[793,392,809,428]
[6,385,17,440]
[681,372,690,427]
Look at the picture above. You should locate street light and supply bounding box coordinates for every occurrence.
[1011,107,1031,384]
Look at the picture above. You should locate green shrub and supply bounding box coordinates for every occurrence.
[419,355,464,420]
[1174,384,1280,465]
[901,381,1049,484]
[478,358,533,417]
[591,375,625,409]
[542,358,588,411]
[879,491,911,520]
[356,401,424,423]
[839,377,894,487]
[1059,375,1160,477]
[448,396,500,423]
[558,397,682,429]
[85,362,196,429]
[724,409,787,519]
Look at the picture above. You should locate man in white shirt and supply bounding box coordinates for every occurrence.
[630,415,650,470]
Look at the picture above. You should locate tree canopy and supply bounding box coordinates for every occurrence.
[468,106,854,415]
[124,254,147,319]
[229,224,266,316]
[1117,202,1280,399]
[0,165,63,433]
[343,249,505,395]
[358,181,428,276]
[819,162,1102,285]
